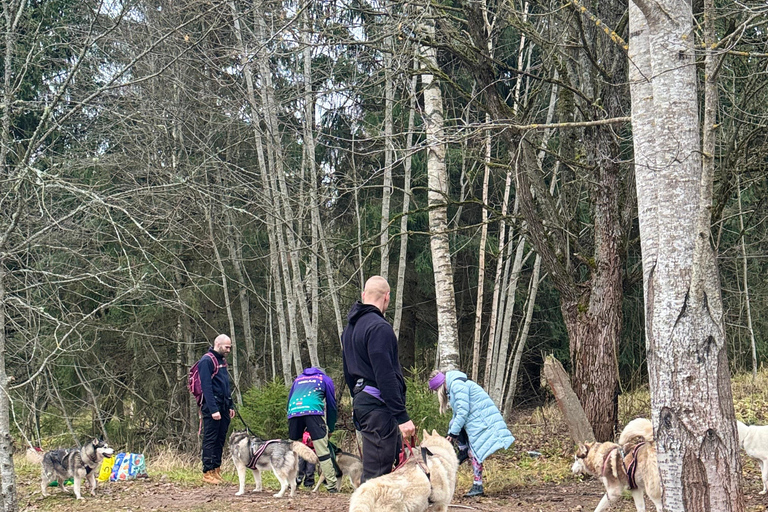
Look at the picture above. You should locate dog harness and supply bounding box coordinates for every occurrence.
[626,442,645,490]
[246,439,281,470]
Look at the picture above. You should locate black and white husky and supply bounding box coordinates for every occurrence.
[40,439,115,499]
[229,431,319,497]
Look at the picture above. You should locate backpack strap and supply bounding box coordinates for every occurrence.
[205,352,221,377]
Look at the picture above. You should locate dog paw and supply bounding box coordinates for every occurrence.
[235,491,244,496]
[760,489,767,495]
[273,492,285,498]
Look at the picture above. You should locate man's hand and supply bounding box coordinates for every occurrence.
[399,419,416,438]
[229,409,236,419]
[212,412,222,420]
[446,434,456,443]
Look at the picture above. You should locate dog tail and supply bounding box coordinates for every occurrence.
[619,418,653,445]
[291,441,319,465]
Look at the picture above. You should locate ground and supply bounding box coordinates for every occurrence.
[18,463,768,512]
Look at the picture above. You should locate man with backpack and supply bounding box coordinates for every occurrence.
[195,334,235,484]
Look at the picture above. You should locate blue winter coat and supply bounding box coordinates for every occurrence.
[446,370,514,463]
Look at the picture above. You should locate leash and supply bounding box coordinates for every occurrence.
[235,407,257,436]
[393,435,431,479]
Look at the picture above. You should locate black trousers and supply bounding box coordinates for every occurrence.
[202,406,231,473]
[353,392,401,483]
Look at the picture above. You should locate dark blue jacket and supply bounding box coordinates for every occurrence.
[198,348,234,416]
[342,301,409,424]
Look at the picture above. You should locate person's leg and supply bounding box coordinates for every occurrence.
[305,416,335,490]
[354,396,400,483]
[202,414,219,473]
[297,457,307,485]
[212,412,230,482]
[302,461,316,488]
[464,449,484,497]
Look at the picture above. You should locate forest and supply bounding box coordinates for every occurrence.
[0,0,767,510]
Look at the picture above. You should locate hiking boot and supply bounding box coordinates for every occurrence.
[464,484,484,497]
[303,479,315,488]
[203,470,220,484]
[213,467,225,483]
[325,485,339,494]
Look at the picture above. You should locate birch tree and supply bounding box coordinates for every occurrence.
[629,0,743,508]
[420,12,460,371]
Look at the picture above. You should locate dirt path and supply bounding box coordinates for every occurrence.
[19,462,768,511]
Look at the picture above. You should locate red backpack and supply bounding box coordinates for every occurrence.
[188,352,221,407]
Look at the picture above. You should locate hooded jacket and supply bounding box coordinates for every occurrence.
[287,367,337,432]
[446,370,514,463]
[198,348,234,416]
[341,301,409,424]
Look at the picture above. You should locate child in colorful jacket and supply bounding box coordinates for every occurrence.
[428,369,515,497]
[287,367,338,492]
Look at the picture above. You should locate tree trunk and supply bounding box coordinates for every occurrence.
[0,267,18,512]
[736,176,757,381]
[471,115,491,381]
[380,31,394,279]
[503,253,541,418]
[629,0,744,508]
[421,15,460,371]
[393,55,417,339]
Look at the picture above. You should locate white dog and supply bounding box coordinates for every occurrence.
[737,421,768,494]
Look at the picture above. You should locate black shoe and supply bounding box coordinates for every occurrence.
[464,484,484,497]
[457,448,469,465]
[303,480,315,488]
[326,486,339,494]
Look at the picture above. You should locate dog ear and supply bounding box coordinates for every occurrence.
[92,439,99,446]
[422,429,429,440]
[576,443,590,458]
[432,429,439,437]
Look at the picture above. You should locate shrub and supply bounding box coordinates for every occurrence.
[405,372,450,437]
[237,380,289,439]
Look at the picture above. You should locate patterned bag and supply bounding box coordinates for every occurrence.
[110,452,148,481]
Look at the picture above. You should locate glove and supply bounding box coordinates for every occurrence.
[446,434,456,443]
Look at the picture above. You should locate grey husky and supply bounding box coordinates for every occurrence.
[229,431,319,497]
[312,450,363,492]
[40,439,115,499]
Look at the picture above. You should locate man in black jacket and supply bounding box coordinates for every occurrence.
[198,334,235,484]
[342,275,416,482]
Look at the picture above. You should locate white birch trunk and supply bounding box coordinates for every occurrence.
[227,0,291,384]
[630,0,743,508]
[393,56,418,339]
[0,267,17,512]
[205,197,241,404]
[471,113,491,381]
[736,176,757,380]
[380,32,394,280]
[421,17,459,371]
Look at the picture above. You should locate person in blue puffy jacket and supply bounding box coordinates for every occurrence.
[428,369,514,497]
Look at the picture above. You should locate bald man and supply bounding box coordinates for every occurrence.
[198,334,235,484]
[342,276,416,482]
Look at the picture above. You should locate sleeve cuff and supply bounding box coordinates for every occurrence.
[395,412,411,424]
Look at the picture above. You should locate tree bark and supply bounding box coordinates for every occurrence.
[421,15,460,371]
[630,0,744,508]
[393,56,417,340]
